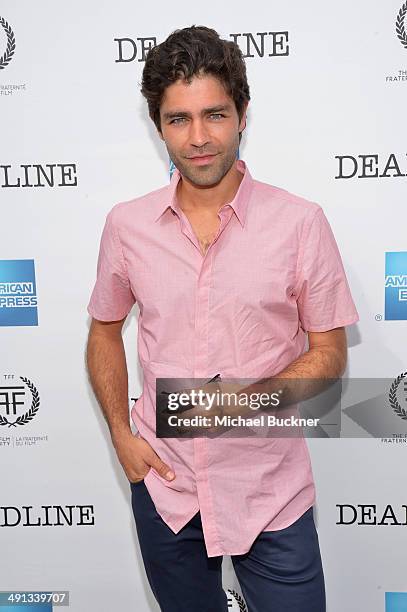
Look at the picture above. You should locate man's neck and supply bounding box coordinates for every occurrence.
[176,161,243,214]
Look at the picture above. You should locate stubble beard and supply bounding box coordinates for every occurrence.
[167,142,239,188]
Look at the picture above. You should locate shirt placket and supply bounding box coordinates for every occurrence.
[174,203,234,555]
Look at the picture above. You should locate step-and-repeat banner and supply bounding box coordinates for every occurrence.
[1,2,406,611]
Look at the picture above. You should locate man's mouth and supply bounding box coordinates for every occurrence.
[187,154,218,165]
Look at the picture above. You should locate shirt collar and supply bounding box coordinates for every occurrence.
[153,159,254,227]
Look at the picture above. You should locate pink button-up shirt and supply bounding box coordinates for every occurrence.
[87,159,359,557]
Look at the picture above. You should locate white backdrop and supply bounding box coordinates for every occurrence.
[1,1,407,611]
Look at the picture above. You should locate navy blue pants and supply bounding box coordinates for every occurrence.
[130,480,326,612]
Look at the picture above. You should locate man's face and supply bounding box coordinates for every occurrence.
[158,73,247,188]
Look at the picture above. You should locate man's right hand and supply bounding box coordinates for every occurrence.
[112,431,175,484]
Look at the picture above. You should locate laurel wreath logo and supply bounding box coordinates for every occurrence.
[227,588,248,611]
[396,2,407,49]
[0,376,40,428]
[0,16,15,70]
[389,371,407,420]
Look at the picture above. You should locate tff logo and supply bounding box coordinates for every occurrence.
[0,16,15,70]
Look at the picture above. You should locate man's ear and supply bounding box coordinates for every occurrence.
[239,102,249,133]
[156,115,164,140]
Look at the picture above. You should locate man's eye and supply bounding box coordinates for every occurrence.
[210,114,224,120]
[171,117,186,125]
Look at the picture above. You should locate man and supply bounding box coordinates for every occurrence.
[86,25,359,612]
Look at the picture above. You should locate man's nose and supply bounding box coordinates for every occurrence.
[189,119,210,148]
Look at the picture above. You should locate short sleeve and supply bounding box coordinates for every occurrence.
[295,207,359,332]
[87,209,136,321]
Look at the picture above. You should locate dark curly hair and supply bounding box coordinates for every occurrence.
[141,25,250,138]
